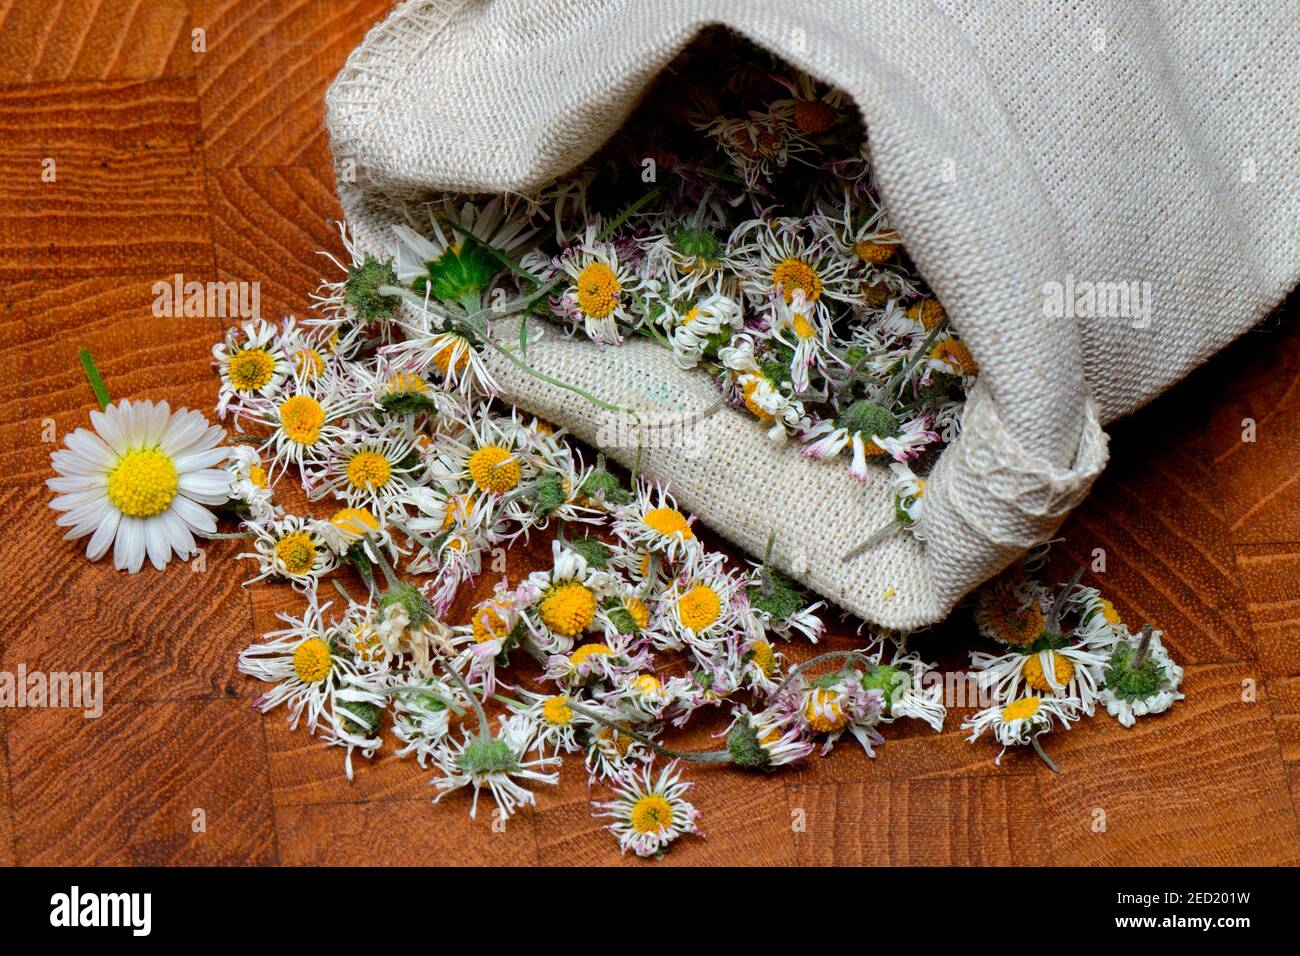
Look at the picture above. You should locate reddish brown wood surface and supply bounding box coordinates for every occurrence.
[0,0,1297,866]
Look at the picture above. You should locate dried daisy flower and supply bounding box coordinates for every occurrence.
[1099,625,1185,728]
[595,760,702,858]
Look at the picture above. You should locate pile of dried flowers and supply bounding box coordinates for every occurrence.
[44,41,1182,859]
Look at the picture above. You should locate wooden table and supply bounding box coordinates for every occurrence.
[1,0,1296,866]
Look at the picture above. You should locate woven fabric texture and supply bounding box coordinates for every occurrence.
[325,0,1300,629]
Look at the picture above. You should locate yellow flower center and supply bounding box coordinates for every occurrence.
[352,624,382,662]
[569,642,612,666]
[575,261,621,319]
[279,394,325,446]
[987,590,1045,646]
[631,673,662,695]
[677,584,721,632]
[1100,598,1121,626]
[471,604,509,644]
[791,312,817,340]
[468,445,521,494]
[742,377,775,422]
[772,257,822,303]
[331,507,378,539]
[431,334,470,375]
[275,530,318,576]
[643,506,693,540]
[625,597,650,629]
[1023,652,1075,692]
[292,637,332,683]
[293,348,325,380]
[105,448,179,518]
[751,640,776,677]
[542,695,573,725]
[630,794,674,835]
[387,371,427,394]
[791,99,836,134]
[346,450,392,490]
[905,298,945,331]
[930,338,978,375]
[681,305,701,326]
[228,348,276,391]
[854,238,896,263]
[804,688,847,732]
[540,584,598,637]
[1002,696,1041,722]
[248,464,268,488]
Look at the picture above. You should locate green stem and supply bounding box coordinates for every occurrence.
[563,699,730,764]
[1031,733,1060,773]
[485,338,638,416]
[438,656,491,741]
[841,521,900,562]
[77,348,111,409]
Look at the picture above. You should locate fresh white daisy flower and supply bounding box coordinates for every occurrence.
[595,760,702,858]
[431,714,560,821]
[47,399,229,573]
[212,320,290,418]
[239,513,336,590]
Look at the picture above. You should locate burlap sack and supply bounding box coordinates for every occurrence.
[324,0,1300,630]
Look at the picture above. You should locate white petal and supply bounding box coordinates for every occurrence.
[91,405,131,455]
[170,494,218,534]
[158,410,207,455]
[46,473,106,494]
[86,510,121,561]
[143,401,172,447]
[63,428,117,468]
[178,469,232,502]
[114,516,145,572]
[159,508,197,560]
[144,520,171,570]
[172,446,230,473]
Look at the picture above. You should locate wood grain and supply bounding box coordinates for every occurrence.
[0,0,1297,866]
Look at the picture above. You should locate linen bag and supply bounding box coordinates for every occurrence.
[324,0,1300,629]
